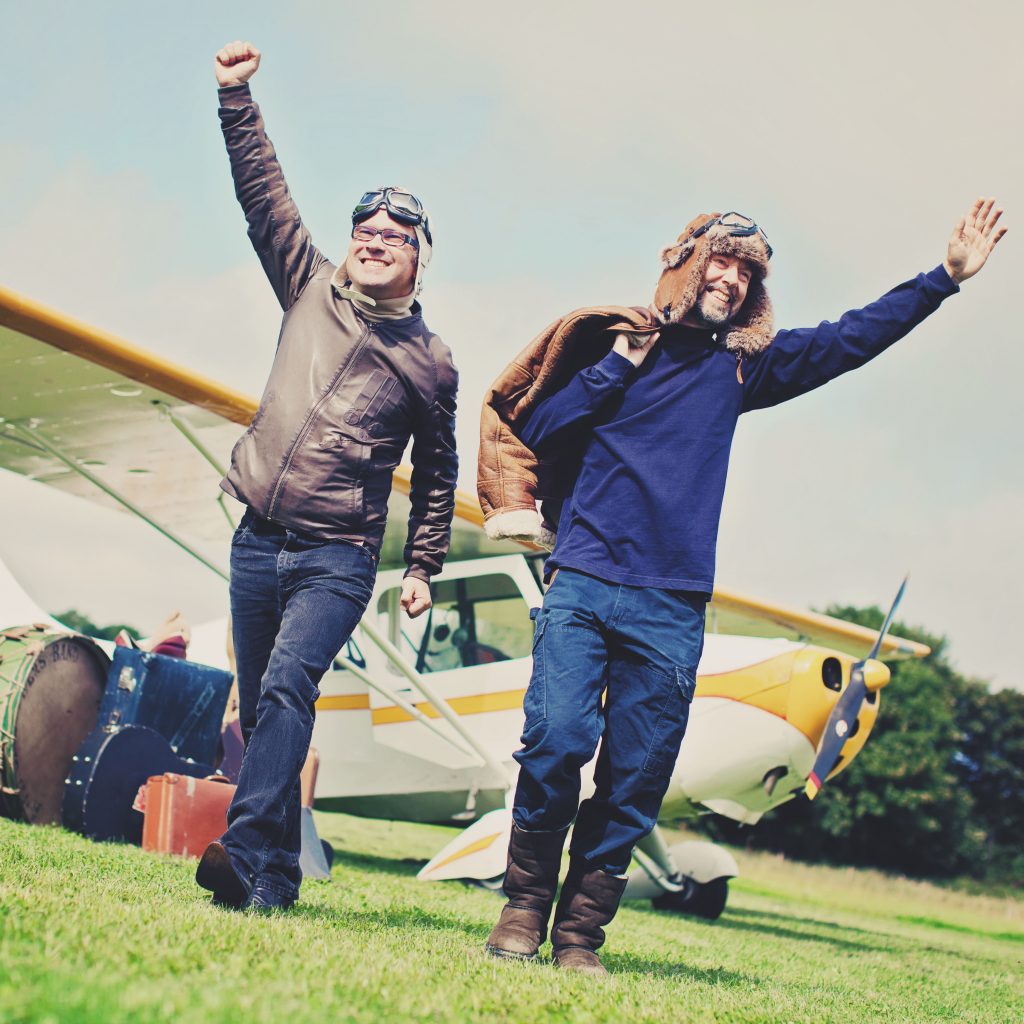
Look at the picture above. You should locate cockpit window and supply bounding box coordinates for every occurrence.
[376,573,532,673]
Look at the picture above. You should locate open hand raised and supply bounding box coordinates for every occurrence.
[214,41,261,87]
[944,198,1007,284]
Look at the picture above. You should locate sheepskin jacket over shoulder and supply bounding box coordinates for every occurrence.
[477,306,657,547]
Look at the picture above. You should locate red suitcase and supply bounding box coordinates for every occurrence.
[141,773,235,858]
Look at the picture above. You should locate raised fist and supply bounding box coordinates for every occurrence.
[214,41,261,87]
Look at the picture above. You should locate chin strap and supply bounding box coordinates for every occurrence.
[330,268,416,320]
[330,267,378,306]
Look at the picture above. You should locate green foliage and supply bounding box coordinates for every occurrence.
[698,605,1024,887]
[954,684,1024,881]
[51,608,141,642]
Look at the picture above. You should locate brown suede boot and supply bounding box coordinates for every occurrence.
[484,824,569,960]
[550,860,628,976]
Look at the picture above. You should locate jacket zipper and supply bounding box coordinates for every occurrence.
[265,324,372,520]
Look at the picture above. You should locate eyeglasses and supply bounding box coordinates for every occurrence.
[685,211,772,260]
[351,225,419,249]
[353,187,432,245]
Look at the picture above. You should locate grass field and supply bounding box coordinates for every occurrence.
[1,812,1021,1024]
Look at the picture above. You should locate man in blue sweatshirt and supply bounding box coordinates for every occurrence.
[483,200,1006,975]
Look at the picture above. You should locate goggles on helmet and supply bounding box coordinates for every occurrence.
[685,211,772,260]
[352,187,432,246]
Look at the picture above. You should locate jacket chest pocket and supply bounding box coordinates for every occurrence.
[338,369,405,438]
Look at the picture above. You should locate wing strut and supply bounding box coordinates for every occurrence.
[153,402,238,530]
[155,402,228,476]
[6,421,229,581]
[357,616,514,787]
[330,652,478,760]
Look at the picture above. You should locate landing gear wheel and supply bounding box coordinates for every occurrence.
[652,877,728,920]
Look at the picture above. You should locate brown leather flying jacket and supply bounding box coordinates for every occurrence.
[477,305,655,547]
[217,85,458,581]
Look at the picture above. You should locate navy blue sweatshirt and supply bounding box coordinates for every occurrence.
[520,266,958,593]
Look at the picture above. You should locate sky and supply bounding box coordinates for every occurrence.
[1,1,1021,689]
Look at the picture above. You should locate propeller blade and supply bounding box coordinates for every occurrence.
[805,662,867,799]
[805,577,910,800]
[867,575,909,661]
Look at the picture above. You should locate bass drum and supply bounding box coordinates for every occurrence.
[0,626,110,824]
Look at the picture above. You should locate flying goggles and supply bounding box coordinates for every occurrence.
[685,211,772,260]
[352,187,432,246]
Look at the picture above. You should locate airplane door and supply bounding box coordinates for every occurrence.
[365,555,542,772]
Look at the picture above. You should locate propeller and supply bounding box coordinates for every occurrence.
[804,576,908,800]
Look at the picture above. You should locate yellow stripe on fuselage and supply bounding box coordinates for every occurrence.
[371,689,526,725]
[316,657,803,733]
[693,652,797,722]
[316,694,372,712]
[314,688,526,723]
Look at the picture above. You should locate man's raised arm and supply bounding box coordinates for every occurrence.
[214,41,324,312]
[742,198,1007,411]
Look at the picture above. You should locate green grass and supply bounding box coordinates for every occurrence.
[1,814,1022,1024]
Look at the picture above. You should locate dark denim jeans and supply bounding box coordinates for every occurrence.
[223,509,377,899]
[512,568,706,875]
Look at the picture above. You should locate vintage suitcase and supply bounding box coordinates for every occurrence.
[62,724,212,843]
[141,773,235,858]
[99,648,233,766]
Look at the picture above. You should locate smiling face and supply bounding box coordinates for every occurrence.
[685,254,754,328]
[345,208,419,299]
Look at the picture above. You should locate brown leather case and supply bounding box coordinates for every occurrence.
[141,773,235,858]
[300,747,319,809]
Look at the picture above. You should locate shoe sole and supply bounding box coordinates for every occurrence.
[484,944,539,961]
[196,842,250,908]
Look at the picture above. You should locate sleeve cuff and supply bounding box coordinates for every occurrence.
[593,349,635,383]
[403,567,432,584]
[926,264,960,297]
[217,83,253,106]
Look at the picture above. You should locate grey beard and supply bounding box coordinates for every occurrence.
[692,293,735,327]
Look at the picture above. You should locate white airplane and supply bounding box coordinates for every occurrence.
[0,284,929,918]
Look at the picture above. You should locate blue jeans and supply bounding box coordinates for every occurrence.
[512,568,706,875]
[223,509,377,899]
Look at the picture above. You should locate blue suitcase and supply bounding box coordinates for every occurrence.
[99,648,233,767]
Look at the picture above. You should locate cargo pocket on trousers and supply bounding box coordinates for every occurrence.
[521,607,547,732]
[642,665,696,778]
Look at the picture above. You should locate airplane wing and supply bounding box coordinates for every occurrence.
[0,284,522,574]
[1,284,929,660]
[706,586,929,660]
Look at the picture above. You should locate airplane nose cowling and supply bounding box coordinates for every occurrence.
[862,659,891,692]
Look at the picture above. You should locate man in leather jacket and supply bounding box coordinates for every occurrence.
[196,41,458,913]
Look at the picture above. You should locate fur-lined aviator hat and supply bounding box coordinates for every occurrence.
[653,212,774,357]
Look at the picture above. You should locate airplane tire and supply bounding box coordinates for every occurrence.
[651,877,728,920]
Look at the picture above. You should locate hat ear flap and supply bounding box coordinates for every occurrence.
[721,277,774,356]
[659,239,696,270]
[654,213,721,325]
